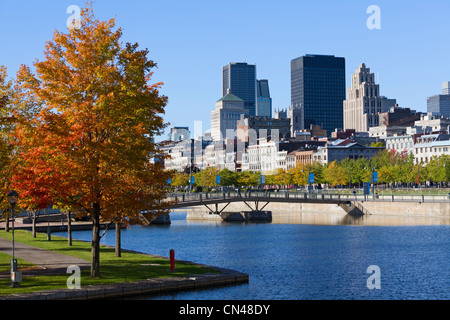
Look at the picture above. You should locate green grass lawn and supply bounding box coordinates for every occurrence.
[0,252,37,272]
[0,230,218,296]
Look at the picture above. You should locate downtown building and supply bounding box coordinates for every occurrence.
[313,139,384,166]
[384,113,450,163]
[244,139,288,173]
[236,114,291,142]
[291,54,346,136]
[368,105,422,139]
[211,91,249,142]
[343,63,397,132]
[223,62,257,117]
[256,79,272,118]
[162,139,212,172]
[413,135,450,165]
[196,140,239,171]
[427,81,450,118]
[168,126,190,142]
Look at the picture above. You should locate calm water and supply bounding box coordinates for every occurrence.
[56,213,450,300]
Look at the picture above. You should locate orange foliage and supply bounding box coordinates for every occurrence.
[10,3,173,277]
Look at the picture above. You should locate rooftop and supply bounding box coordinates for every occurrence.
[217,93,244,103]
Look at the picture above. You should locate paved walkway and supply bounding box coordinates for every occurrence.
[0,237,90,278]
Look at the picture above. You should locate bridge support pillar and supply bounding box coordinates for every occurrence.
[221,211,272,222]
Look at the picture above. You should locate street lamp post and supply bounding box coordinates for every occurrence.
[371,165,375,199]
[444,163,447,189]
[418,165,421,190]
[348,168,351,189]
[302,167,312,193]
[364,165,376,199]
[7,190,21,288]
[189,164,192,193]
[307,167,311,192]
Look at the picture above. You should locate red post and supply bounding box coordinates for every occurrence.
[170,249,175,270]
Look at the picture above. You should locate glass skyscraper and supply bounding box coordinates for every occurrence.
[291,54,346,135]
[427,82,450,118]
[256,79,272,118]
[223,62,257,117]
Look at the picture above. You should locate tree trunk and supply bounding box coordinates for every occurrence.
[32,210,37,238]
[67,211,72,246]
[91,203,101,278]
[5,214,9,232]
[115,221,121,257]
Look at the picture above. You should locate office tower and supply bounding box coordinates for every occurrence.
[443,81,450,95]
[256,79,272,118]
[427,81,450,118]
[223,62,257,116]
[211,90,249,141]
[291,54,346,136]
[343,63,397,132]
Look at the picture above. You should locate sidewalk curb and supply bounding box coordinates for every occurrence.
[0,267,249,300]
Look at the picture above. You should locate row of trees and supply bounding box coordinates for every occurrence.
[170,151,450,189]
[0,4,172,277]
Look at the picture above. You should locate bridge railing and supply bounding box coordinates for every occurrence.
[166,191,352,204]
[164,190,450,205]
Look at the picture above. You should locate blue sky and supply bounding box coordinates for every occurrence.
[1,0,449,140]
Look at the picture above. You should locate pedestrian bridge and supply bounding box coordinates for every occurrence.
[158,190,450,217]
[161,191,364,216]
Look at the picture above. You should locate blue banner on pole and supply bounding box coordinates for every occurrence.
[372,171,378,183]
[308,173,314,184]
[190,176,195,184]
[363,182,370,195]
[216,175,221,184]
[167,178,171,185]
[260,175,265,184]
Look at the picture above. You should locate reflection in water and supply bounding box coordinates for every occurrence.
[182,206,450,226]
[268,212,450,226]
[56,210,450,300]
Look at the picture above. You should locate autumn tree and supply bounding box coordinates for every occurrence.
[12,4,172,277]
[377,166,396,185]
[2,64,51,236]
[0,66,15,225]
[171,171,189,188]
[273,168,292,187]
[217,168,238,187]
[310,161,325,185]
[194,167,219,187]
[351,157,369,186]
[236,171,260,187]
[289,164,308,186]
[426,155,450,184]
[323,161,348,187]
